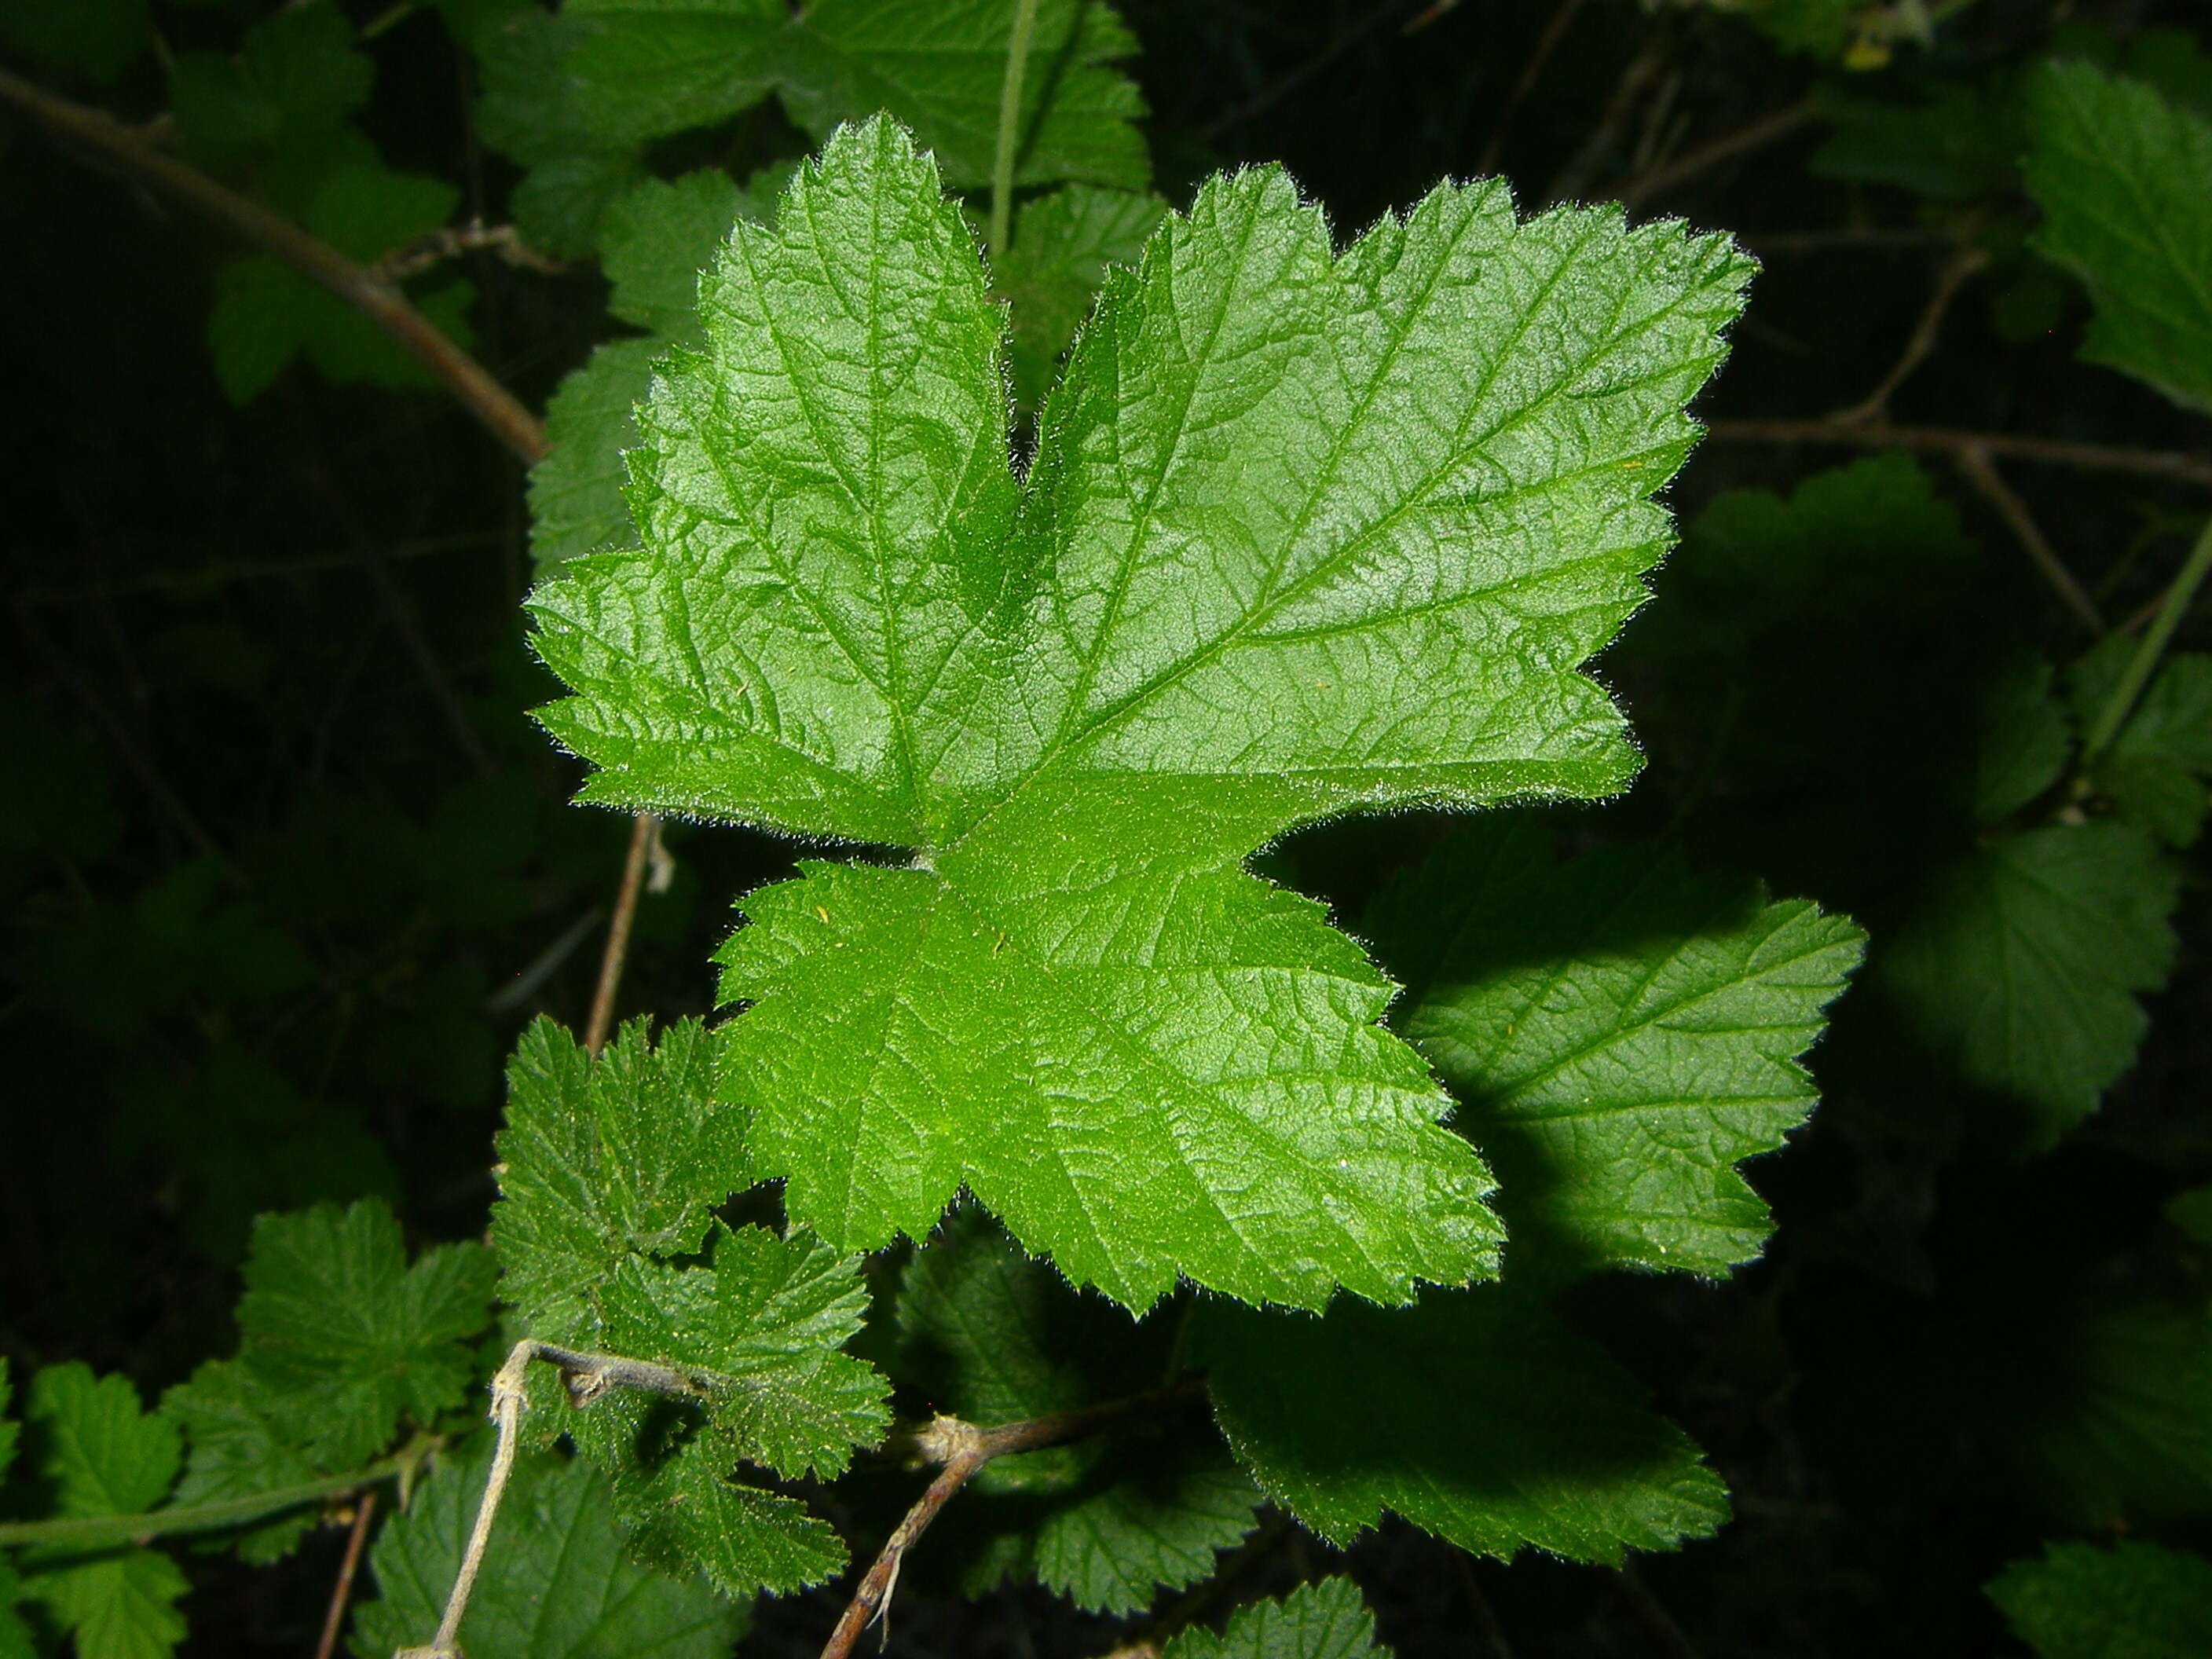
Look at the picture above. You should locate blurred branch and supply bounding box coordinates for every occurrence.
[1705,419,2212,491]
[822,1383,1208,1659]
[1546,21,1676,204]
[313,1488,378,1659]
[374,221,569,281]
[1831,240,1989,424]
[1617,97,1822,211]
[1196,0,1428,140]
[0,65,547,466]
[1954,443,2104,635]
[583,812,661,1053]
[1478,0,1589,172]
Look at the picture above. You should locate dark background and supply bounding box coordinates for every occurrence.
[3,2,2208,1654]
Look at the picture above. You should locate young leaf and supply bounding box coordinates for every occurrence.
[551,1225,889,1596]
[493,1016,749,1340]
[993,185,1166,410]
[17,1366,188,1659]
[1988,1541,2212,1659]
[894,1210,1257,1613]
[349,1442,748,1659]
[1369,820,1863,1283]
[1876,823,2178,1148]
[529,119,1753,1312]
[2026,61,2212,413]
[600,170,757,342]
[234,1199,497,1467]
[1193,1290,1728,1563]
[1971,656,2074,826]
[1161,1577,1391,1659]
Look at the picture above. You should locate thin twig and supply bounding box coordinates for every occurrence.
[313,1489,378,1659]
[988,0,1040,260]
[1954,445,2104,634]
[399,1341,713,1659]
[0,66,546,466]
[1451,1547,1515,1659]
[1478,0,1590,172]
[1705,419,2212,492]
[374,221,568,281]
[1617,97,1821,211]
[1606,1564,1703,1659]
[1831,241,1989,424]
[1545,22,1675,205]
[1195,1,1427,141]
[2081,513,2212,762]
[819,1384,1207,1659]
[583,811,661,1054]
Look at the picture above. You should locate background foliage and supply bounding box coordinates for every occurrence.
[2,2,2209,1656]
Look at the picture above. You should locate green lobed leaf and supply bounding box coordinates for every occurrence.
[1162,1577,1391,1659]
[602,170,756,341]
[1370,819,1862,1283]
[548,0,1148,192]
[893,1209,1257,1613]
[2026,61,2212,413]
[350,1441,748,1659]
[170,2,372,165]
[234,1199,497,1467]
[1989,1541,2212,1659]
[493,1016,750,1341]
[1193,1290,1729,1563]
[993,185,1166,410]
[2023,1299,2212,1528]
[18,1367,187,1659]
[530,119,1752,1312]
[548,1224,888,1596]
[1875,822,2178,1148]
[159,1361,320,1564]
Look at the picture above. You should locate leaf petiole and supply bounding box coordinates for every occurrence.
[2082,513,2212,764]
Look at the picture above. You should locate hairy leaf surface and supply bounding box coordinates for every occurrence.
[350,1443,746,1659]
[530,119,1752,1311]
[894,1210,1256,1613]
[1988,1541,2212,1659]
[991,185,1165,408]
[1370,820,1862,1282]
[493,1022,887,1595]
[1194,1291,1728,1562]
[1877,823,2177,1148]
[2027,61,2212,412]
[1161,1577,1390,1659]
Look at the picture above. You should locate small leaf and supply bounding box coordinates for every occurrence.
[993,185,1165,409]
[1194,1290,1728,1563]
[1971,655,2074,826]
[2093,654,2212,848]
[529,338,663,568]
[601,170,761,341]
[1989,1540,2212,1659]
[1877,823,2178,1148]
[1372,819,1863,1282]
[532,119,1752,1311]
[528,1222,888,1598]
[159,1361,319,1564]
[1160,1577,1390,1659]
[236,1199,497,1467]
[18,1366,187,1659]
[349,1442,749,1659]
[28,1365,180,1518]
[2027,61,2212,412]
[894,1210,1257,1613]
[493,1016,750,1342]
